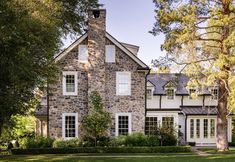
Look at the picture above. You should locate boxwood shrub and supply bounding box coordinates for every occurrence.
[11,146,191,155]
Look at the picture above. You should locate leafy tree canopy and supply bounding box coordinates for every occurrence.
[0,0,99,135]
[151,0,235,151]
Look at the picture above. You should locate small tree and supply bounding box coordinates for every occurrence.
[81,91,111,146]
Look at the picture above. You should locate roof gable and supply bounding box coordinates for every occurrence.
[54,32,149,69]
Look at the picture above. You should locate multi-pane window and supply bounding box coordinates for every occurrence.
[62,113,78,139]
[145,117,158,135]
[189,89,196,99]
[66,75,75,92]
[204,119,208,138]
[105,45,115,62]
[211,88,218,100]
[166,88,174,99]
[162,117,174,129]
[190,119,194,138]
[210,119,215,138]
[63,71,78,95]
[116,72,131,95]
[146,89,152,100]
[115,113,131,136]
[196,119,200,138]
[78,45,88,62]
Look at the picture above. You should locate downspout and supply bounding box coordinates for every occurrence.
[159,95,162,109]
[46,80,50,137]
[202,95,205,107]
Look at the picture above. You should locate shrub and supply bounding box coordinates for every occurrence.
[53,138,81,148]
[11,146,191,155]
[20,136,54,149]
[146,135,160,146]
[125,133,148,146]
[188,142,196,146]
[108,135,126,147]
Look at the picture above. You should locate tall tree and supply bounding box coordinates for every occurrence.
[151,0,235,151]
[0,0,99,135]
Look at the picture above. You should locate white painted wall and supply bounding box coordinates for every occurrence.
[178,114,186,139]
[147,95,160,109]
[204,96,218,106]
[183,96,203,106]
[161,96,181,108]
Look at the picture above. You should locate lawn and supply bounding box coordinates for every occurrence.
[1,154,235,162]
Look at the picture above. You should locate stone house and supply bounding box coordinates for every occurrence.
[35,9,150,139]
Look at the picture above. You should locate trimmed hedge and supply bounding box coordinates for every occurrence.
[11,146,191,155]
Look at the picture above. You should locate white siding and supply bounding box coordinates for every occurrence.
[183,96,203,106]
[147,95,160,109]
[161,96,181,108]
[204,96,218,106]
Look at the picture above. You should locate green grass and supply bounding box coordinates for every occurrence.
[198,148,235,154]
[1,154,235,162]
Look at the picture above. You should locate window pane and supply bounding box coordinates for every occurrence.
[204,119,208,138]
[210,119,215,138]
[65,115,76,138]
[117,73,130,95]
[118,116,129,135]
[166,89,174,99]
[190,119,194,138]
[105,45,115,62]
[196,119,200,138]
[146,89,152,99]
[162,117,174,129]
[79,45,88,62]
[189,89,196,99]
[145,117,158,135]
[66,75,75,92]
[211,89,218,100]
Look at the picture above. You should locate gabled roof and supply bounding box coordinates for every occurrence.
[54,32,149,69]
[147,73,211,95]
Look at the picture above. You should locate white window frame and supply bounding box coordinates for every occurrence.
[78,45,88,63]
[188,88,196,99]
[166,88,175,100]
[210,87,218,100]
[62,71,78,95]
[105,45,115,63]
[146,89,153,100]
[115,113,132,136]
[62,113,78,140]
[116,72,131,95]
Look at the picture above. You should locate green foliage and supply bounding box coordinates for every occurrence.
[11,146,191,155]
[0,0,99,135]
[53,138,81,148]
[81,91,111,146]
[0,115,35,145]
[20,136,54,149]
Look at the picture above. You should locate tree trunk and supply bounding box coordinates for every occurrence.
[217,79,229,151]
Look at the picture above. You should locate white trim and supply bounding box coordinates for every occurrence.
[106,32,148,68]
[105,45,116,63]
[55,34,87,62]
[62,71,78,95]
[62,113,78,140]
[115,113,132,136]
[116,71,131,95]
[78,45,88,63]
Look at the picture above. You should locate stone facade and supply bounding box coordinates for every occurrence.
[41,9,149,138]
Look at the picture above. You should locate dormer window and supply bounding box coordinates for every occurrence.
[146,89,152,100]
[165,81,175,100]
[189,88,196,99]
[166,88,174,100]
[211,88,218,100]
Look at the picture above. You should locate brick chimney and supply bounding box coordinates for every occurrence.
[87,9,106,103]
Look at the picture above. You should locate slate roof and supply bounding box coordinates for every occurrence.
[181,106,217,115]
[147,73,211,95]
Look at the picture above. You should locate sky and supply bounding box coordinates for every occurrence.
[64,0,166,65]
